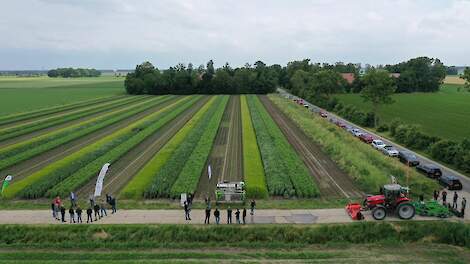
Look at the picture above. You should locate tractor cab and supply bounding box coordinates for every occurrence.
[382,184,410,205]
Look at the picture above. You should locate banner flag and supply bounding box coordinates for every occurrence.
[94,163,110,197]
[1,175,13,194]
[208,165,212,180]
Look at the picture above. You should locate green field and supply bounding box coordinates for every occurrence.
[335,84,470,140]
[0,76,124,115]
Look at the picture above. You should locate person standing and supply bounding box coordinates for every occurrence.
[442,190,447,206]
[89,195,95,208]
[214,208,220,224]
[54,196,62,220]
[433,190,439,201]
[86,207,93,223]
[93,203,100,221]
[227,206,232,224]
[204,206,211,224]
[184,202,191,220]
[70,192,77,208]
[461,197,466,217]
[51,201,57,220]
[235,209,241,224]
[242,208,247,224]
[69,207,75,224]
[453,192,459,209]
[60,205,66,223]
[76,206,83,223]
[250,200,256,215]
[100,201,107,217]
[110,197,117,214]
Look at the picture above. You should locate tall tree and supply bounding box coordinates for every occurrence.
[361,69,396,127]
[461,67,470,92]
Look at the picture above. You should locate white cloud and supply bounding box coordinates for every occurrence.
[0,0,469,69]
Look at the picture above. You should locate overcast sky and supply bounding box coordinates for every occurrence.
[1,0,469,70]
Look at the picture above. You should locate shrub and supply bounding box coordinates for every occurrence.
[376,124,389,132]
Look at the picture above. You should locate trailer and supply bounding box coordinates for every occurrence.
[215,181,245,203]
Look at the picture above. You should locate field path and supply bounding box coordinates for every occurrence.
[196,95,243,199]
[259,95,362,199]
[77,96,210,197]
[0,97,181,183]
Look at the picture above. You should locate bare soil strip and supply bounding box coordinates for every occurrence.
[0,96,181,183]
[196,96,243,199]
[77,96,211,197]
[259,95,362,199]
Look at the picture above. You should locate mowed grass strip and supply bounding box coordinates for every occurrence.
[240,95,268,199]
[47,96,202,198]
[0,94,126,126]
[2,96,198,199]
[169,96,229,198]
[247,95,318,198]
[0,95,148,141]
[269,94,439,195]
[0,96,172,171]
[121,96,218,199]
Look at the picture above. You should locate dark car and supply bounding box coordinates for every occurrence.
[416,164,442,179]
[398,151,420,166]
[439,175,463,190]
[359,134,374,144]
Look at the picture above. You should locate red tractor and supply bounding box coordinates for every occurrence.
[346,183,416,220]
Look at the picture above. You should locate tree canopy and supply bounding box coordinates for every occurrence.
[47,68,101,78]
[361,69,396,127]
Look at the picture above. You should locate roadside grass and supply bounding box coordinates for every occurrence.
[240,95,268,199]
[269,94,439,196]
[335,84,470,140]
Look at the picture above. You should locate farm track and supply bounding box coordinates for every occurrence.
[0,96,182,183]
[259,95,362,199]
[77,96,210,197]
[0,96,150,148]
[0,95,128,129]
[196,96,243,199]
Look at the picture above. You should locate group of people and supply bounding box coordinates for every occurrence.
[183,197,256,224]
[433,189,466,217]
[51,192,117,223]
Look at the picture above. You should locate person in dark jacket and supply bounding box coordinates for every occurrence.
[184,202,191,220]
[227,206,232,224]
[235,209,241,224]
[100,202,107,217]
[68,207,75,223]
[214,208,220,224]
[250,200,256,215]
[76,206,83,223]
[453,192,459,209]
[51,202,57,220]
[442,190,447,205]
[60,206,66,223]
[461,197,466,217]
[242,208,247,224]
[93,204,100,221]
[433,190,439,201]
[86,207,93,223]
[110,197,117,214]
[204,206,211,224]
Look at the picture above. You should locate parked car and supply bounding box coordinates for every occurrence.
[359,134,374,144]
[351,129,363,137]
[335,121,347,129]
[398,151,420,167]
[319,111,328,118]
[371,139,386,150]
[381,145,399,157]
[439,175,463,190]
[416,164,442,179]
[303,104,309,109]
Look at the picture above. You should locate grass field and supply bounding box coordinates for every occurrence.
[335,84,470,140]
[0,76,124,115]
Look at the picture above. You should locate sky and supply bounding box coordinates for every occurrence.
[0,0,469,70]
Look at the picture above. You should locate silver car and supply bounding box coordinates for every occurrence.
[381,145,399,157]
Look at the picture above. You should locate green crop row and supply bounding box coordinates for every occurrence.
[46,96,202,198]
[169,96,229,198]
[247,95,318,198]
[268,94,439,195]
[240,95,268,199]
[0,96,171,171]
[142,96,224,198]
[2,96,197,199]
[0,95,147,142]
[120,96,218,199]
[0,95,126,126]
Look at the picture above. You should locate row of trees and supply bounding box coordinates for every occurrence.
[47,68,101,78]
[125,61,279,95]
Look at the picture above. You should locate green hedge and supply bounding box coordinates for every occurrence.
[240,95,268,198]
[169,96,229,198]
[247,95,318,198]
[0,96,171,171]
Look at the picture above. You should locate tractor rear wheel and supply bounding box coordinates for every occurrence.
[396,203,415,220]
[372,205,386,220]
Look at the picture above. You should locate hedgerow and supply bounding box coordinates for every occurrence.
[247,95,318,198]
[3,96,199,199]
[0,96,171,171]
[269,94,439,195]
[169,96,229,198]
[0,95,147,142]
[240,95,268,199]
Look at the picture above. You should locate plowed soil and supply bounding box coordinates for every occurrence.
[259,95,362,199]
[196,95,243,199]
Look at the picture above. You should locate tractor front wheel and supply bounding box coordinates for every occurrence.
[372,205,386,220]
[396,203,415,220]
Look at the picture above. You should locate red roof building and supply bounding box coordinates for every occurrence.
[340,73,355,84]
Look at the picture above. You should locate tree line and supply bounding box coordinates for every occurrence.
[48,68,101,78]
[125,61,279,95]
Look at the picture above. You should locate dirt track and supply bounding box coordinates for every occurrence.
[259,95,362,199]
[77,96,210,197]
[196,96,243,199]
[0,96,180,184]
